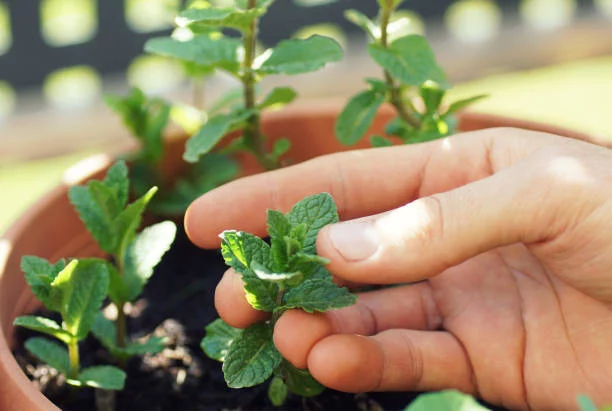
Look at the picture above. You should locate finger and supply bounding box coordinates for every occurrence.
[274,282,441,369]
[185,128,547,249]
[307,330,475,394]
[214,269,269,328]
[316,140,595,284]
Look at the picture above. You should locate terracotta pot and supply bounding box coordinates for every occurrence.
[0,103,593,410]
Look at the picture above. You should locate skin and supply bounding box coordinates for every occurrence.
[185,128,612,410]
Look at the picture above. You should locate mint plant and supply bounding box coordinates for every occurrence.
[144,0,343,169]
[14,258,125,391]
[336,0,487,147]
[201,193,356,405]
[67,161,176,361]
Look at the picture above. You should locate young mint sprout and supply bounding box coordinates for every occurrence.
[202,193,356,405]
[337,1,487,147]
[14,258,126,391]
[146,1,343,169]
[68,161,176,363]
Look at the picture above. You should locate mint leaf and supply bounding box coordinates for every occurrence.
[368,35,448,88]
[370,135,393,147]
[281,361,325,397]
[446,94,488,114]
[201,318,243,362]
[123,220,177,301]
[286,193,339,254]
[145,35,241,74]
[577,395,599,411]
[51,259,109,340]
[21,256,66,311]
[180,7,265,31]
[268,375,289,406]
[283,278,355,313]
[115,186,158,259]
[91,312,117,352]
[72,366,126,390]
[344,9,378,39]
[405,390,490,411]
[258,35,343,75]
[252,261,301,283]
[223,323,282,388]
[335,90,385,145]
[13,316,72,344]
[69,185,116,253]
[267,210,291,269]
[258,87,297,110]
[184,109,253,163]
[25,337,71,375]
[102,161,129,209]
[271,138,291,161]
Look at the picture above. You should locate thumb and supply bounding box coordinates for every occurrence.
[316,153,574,284]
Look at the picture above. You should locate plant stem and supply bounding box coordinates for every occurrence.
[116,302,127,349]
[242,0,277,170]
[379,1,420,129]
[68,339,80,379]
[271,287,286,325]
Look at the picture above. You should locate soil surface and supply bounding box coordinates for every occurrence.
[13,227,499,411]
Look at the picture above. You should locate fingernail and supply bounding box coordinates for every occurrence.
[328,222,379,261]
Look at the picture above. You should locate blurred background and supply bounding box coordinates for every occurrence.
[1,0,611,233]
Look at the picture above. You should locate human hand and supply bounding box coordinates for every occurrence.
[185,128,612,410]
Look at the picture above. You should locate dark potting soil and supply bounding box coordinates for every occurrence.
[13,227,498,411]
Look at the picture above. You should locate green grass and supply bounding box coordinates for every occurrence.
[2,56,612,235]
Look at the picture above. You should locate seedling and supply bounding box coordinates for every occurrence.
[67,160,176,361]
[336,0,487,147]
[14,258,125,391]
[202,193,356,405]
[144,0,343,169]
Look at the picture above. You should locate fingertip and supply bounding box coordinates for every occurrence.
[308,334,383,393]
[184,195,219,249]
[274,310,333,369]
[214,269,269,328]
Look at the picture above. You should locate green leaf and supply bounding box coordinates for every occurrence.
[368,35,448,88]
[51,259,110,340]
[103,161,129,209]
[91,312,117,352]
[267,210,292,270]
[271,138,291,161]
[405,390,490,411]
[21,256,66,311]
[258,35,343,75]
[184,109,253,163]
[335,90,385,145]
[235,0,275,9]
[114,186,158,260]
[258,87,297,110]
[69,186,116,254]
[13,316,73,344]
[283,278,355,313]
[281,361,325,397]
[107,261,128,306]
[25,337,71,375]
[370,135,393,147]
[72,366,126,390]
[268,376,288,406]
[420,80,446,115]
[180,7,266,31]
[223,323,282,388]
[123,220,177,301]
[252,261,301,283]
[344,9,378,39]
[208,88,244,116]
[201,318,243,362]
[286,193,339,254]
[446,94,488,114]
[145,35,241,74]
